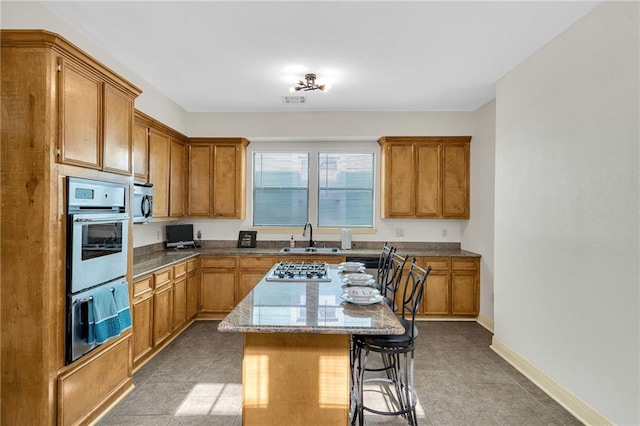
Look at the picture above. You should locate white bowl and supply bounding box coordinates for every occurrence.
[346,273,374,283]
[345,286,380,299]
[341,262,364,271]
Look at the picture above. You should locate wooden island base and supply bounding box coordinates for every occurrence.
[243,333,350,426]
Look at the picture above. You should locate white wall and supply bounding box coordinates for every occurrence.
[494,2,639,424]
[0,1,188,134]
[462,100,496,326]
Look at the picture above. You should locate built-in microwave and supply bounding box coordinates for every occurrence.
[133,183,153,223]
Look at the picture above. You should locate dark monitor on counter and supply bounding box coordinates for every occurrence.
[165,224,195,248]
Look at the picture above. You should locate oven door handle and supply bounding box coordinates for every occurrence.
[74,218,128,224]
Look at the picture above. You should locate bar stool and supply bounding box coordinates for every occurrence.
[351,259,432,426]
[376,243,395,285]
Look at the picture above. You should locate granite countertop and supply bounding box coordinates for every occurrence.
[133,245,480,278]
[217,266,405,335]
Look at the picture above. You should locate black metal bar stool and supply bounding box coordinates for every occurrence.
[351,259,432,426]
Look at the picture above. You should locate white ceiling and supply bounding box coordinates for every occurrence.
[42,1,600,113]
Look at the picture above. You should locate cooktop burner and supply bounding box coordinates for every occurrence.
[266,261,331,282]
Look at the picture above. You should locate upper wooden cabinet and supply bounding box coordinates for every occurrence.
[56,51,138,175]
[188,138,249,219]
[378,136,471,219]
[135,110,188,218]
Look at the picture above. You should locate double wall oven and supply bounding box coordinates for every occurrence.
[66,177,130,363]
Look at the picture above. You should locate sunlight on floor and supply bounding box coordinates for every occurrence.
[175,382,242,416]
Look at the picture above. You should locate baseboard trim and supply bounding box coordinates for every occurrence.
[491,337,613,426]
[475,313,494,333]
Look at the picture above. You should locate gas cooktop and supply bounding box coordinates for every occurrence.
[266,261,331,282]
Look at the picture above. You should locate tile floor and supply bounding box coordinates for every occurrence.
[98,321,583,426]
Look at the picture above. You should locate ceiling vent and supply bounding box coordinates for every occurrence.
[282,95,307,104]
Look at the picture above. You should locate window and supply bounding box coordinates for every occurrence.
[253,153,308,226]
[318,153,374,227]
[252,149,375,228]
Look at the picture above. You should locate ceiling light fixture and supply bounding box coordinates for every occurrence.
[289,73,331,92]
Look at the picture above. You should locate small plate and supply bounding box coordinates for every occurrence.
[341,293,384,305]
[341,285,380,298]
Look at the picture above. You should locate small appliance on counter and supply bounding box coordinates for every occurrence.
[166,224,196,249]
[341,228,352,250]
[133,182,153,223]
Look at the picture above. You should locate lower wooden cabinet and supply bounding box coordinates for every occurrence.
[57,336,132,426]
[200,256,238,313]
[391,256,479,317]
[237,256,279,303]
[186,258,199,319]
[132,292,153,364]
[173,275,187,330]
[153,282,173,346]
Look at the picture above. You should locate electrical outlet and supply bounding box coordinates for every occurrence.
[156,230,161,240]
[441,228,448,237]
[395,228,404,238]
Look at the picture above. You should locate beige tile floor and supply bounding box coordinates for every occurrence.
[98,321,583,426]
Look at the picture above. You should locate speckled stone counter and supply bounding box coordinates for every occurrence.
[218,265,405,335]
[133,244,480,279]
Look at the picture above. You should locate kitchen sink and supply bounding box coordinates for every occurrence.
[279,247,341,254]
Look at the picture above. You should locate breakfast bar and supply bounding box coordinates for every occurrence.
[218,262,404,426]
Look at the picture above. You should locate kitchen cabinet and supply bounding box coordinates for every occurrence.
[57,56,136,175]
[450,258,480,315]
[170,139,186,217]
[378,136,471,219]
[237,256,279,303]
[200,256,238,314]
[149,129,170,218]
[153,268,173,346]
[420,258,451,315]
[1,30,139,424]
[132,276,154,364]
[173,262,188,330]
[133,117,149,181]
[186,258,199,319]
[136,110,188,217]
[187,138,249,218]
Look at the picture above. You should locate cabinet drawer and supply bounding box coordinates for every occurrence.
[187,258,198,272]
[201,256,237,269]
[154,268,172,288]
[422,257,451,271]
[173,261,187,278]
[239,256,278,270]
[451,258,478,271]
[133,276,153,297]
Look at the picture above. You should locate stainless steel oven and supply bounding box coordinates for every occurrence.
[66,177,130,363]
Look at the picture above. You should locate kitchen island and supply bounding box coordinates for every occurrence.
[218,263,404,426]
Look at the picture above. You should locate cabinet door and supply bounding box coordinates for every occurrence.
[442,142,469,218]
[422,270,450,315]
[237,272,265,304]
[173,276,187,330]
[382,143,414,218]
[58,57,101,169]
[188,144,213,216]
[451,271,477,316]
[149,129,170,218]
[153,284,173,346]
[103,85,133,175]
[212,144,242,217]
[169,139,186,217]
[415,143,441,217]
[132,293,153,364]
[133,120,149,181]
[186,272,199,319]
[201,270,236,312]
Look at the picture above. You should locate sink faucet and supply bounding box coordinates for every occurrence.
[302,222,314,247]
